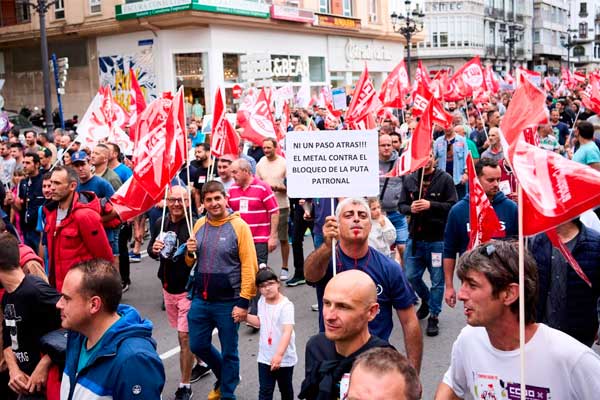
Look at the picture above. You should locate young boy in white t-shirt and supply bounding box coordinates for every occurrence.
[245,267,297,400]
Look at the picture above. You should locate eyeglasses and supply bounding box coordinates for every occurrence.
[167,198,188,203]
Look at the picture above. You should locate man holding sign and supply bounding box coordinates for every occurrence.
[304,197,422,373]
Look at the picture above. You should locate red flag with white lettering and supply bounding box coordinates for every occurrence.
[448,56,485,98]
[415,60,431,88]
[166,87,187,176]
[111,176,163,222]
[128,70,147,141]
[484,65,500,94]
[379,60,410,108]
[211,87,240,159]
[581,74,600,115]
[387,98,433,177]
[131,92,174,199]
[467,153,502,250]
[240,88,279,146]
[345,64,381,129]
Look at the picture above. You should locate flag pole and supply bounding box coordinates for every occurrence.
[476,107,489,140]
[418,122,436,199]
[566,107,582,150]
[49,139,77,172]
[159,186,169,237]
[331,197,337,277]
[179,188,193,237]
[517,183,526,400]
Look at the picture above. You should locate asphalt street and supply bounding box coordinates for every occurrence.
[122,239,600,400]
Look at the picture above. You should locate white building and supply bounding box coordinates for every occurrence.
[568,0,600,72]
[388,0,533,77]
[532,0,569,75]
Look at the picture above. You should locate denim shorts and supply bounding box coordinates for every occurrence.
[386,210,408,245]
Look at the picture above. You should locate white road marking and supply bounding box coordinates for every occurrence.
[159,328,218,360]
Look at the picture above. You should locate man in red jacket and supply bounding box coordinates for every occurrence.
[44,166,112,291]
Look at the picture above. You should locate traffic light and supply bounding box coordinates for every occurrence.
[56,57,68,95]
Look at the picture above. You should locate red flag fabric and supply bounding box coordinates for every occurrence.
[467,153,502,250]
[236,87,258,127]
[501,79,600,235]
[110,176,163,222]
[430,96,453,130]
[448,56,485,98]
[240,88,279,146]
[379,60,410,108]
[128,70,147,141]
[484,65,500,94]
[345,65,381,129]
[166,87,187,175]
[415,60,431,88]
[573,71,587,84]
[516,67,541,88]
[211,87,240,159]
[387,98,433,177]
[411,82,452,129]
[411,79,433,118]
[499,77,547,154]
[131,92,175,199]
[512,137,600,235]
[581,74,600,115]
[545,229,591,286]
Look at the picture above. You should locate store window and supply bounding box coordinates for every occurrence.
[319,0,329,13]
[174,53,206,121]
[271,55,307,83]
[330,71,345,88]
[223,53,240,83]
[309,57,325,83]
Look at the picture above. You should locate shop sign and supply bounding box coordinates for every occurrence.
[345,39,392,63]
[192,0,269,18]
[270,4,314,23]
[271,56,309,78]
[116,0,192,21]
[313,13,361,30]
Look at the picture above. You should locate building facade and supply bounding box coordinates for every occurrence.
[411,0,532,76]
[0,0,413,118]
[567,0,600,72]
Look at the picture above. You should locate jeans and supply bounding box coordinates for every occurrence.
[386,211,409,245]
[291,203,313,280]
[313,233,324,249]
[118,223,132,285]
[404,239,445,317]
[188,298,240,399]
[258,363,294,400]
[23,229,40,253]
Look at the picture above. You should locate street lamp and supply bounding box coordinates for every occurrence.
[390,0,425,82]
[560,29,578,71]
[499,24,524,74]
[25,0,58,135]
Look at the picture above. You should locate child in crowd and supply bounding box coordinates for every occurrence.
[245,267,297,400]
[367,198,396,258]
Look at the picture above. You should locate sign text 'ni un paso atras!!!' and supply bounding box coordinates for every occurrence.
[286,130,379,198]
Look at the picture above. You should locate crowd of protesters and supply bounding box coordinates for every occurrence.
[0,80,600,400]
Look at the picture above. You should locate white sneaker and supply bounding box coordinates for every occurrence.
[280,268,289,280]
[311,303,319,312]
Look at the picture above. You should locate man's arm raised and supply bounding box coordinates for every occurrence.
[304,215,338,283]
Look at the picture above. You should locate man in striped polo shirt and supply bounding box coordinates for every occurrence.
[228,158,279,265]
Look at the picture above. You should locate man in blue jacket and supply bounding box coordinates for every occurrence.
[443,158,517,308]
[529,218,600,347]
[57,259,165,399]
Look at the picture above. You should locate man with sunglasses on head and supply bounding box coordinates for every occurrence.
[435,241,600,400]
[147,185,210,400]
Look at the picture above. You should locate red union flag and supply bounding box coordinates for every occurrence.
[415,60,431,88]
[387,99,433,177]
[449,56,485,97]
[581,74,600,115]
[240,88,278,146]
[467,153,502,250]
[211,87,239,159]
[111,176,163,222]
[379,60,410,108]
[411,79,433,117]
[345,65,381,129]
[166,87,187,176]
[484,65,500,94]
[128,69,147,141]
[132,93,173,198]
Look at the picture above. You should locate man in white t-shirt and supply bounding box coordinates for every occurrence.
[256,137,290,280]
[435,240,600,400]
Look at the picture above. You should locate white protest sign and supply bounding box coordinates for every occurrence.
[286,130,379,198]
[332,87,346,110]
